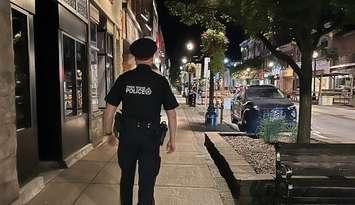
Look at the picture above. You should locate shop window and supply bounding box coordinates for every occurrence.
[76,42,86,114]
[90,48,99,112]
[12,9,31,129]
[106,56,114,94]
[97,32,106,54]
[106,34,114,93]
[97,33,115,108]
[90,21,99,112]
[61,0,88,17]
[90,22,97,47]
[107,35,113,56]
[97,55,106,108]
[63,34,87,118]
[63,35,76,117]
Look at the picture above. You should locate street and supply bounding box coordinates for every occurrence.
[310,105,355,143]
[211,95,355,143]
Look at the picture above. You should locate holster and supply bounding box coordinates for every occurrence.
[113,112,124,139]
[159,121,168,146]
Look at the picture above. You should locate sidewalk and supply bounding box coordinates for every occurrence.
[27,104,224,205]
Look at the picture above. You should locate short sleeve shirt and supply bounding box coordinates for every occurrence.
[105,64,179,122]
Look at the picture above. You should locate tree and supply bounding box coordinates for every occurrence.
[201,29,228,108]
[166,0,355,143]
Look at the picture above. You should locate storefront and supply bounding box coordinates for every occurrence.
[35,0,90,165]
[10,0,38,185]
[122,2,142,72]
[89,0,122,145]
[1,0,124,203]
[277,67,293,94]
[329,64,355,106]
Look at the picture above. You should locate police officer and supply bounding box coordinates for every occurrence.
[103,38,179,205]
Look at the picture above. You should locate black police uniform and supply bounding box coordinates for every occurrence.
[105,63,178,205]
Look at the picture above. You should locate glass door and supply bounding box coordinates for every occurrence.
[61,32,89,158]
[11,7,38,185]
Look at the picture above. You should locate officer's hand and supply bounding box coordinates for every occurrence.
[108,134,118,147]
[166,139,176,154]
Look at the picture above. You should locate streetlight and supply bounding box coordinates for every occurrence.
[185,42,195,105]
[312,51,319,100]
[182,57,188,64]
[268,61,275,68]
[224,58,229,64]
[186,42,194,51]
[312,51,319,59]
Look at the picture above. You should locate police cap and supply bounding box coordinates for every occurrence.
[129,38,157,60]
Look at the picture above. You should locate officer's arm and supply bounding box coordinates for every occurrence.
[104,103,118,135]
[166,109,177,142]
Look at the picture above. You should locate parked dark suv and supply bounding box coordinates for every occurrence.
[231,85,297,133]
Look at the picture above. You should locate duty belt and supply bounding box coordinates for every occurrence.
[124,117,159,130]
[136,121,153,129]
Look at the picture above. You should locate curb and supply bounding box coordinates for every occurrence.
[204,132,275,205]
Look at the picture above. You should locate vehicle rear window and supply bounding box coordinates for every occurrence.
[246,87,285,98]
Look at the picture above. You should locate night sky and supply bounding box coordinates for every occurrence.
[156,0,245,72]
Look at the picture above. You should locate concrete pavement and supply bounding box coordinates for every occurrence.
[26,103,225,205]
[310,104,355,143]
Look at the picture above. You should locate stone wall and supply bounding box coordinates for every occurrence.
[90,113,104,147]
[0,0,20,204]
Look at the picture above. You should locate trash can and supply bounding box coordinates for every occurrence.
[205,106,217,128]
[189,93,196,107]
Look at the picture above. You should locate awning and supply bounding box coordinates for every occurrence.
[330,62,355,69]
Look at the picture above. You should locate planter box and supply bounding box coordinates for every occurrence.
[205,132,275,205]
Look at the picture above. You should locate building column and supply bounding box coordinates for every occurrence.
[0,0,20,204]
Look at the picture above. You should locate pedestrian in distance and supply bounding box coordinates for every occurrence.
[103,37,179,205]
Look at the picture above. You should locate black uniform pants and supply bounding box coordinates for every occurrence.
[118,126,161,205]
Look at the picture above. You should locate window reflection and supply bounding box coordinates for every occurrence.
[12,9,31,129]
[90,49,99,111]
[106,57,114,94]
[63,35,76,117]
[76,42,86,115]
[63,34,87,118]
[90,21,99,112]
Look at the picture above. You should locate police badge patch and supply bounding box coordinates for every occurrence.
[126,85,152,96]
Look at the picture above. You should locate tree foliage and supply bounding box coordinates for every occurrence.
[166,0,355,143]
[165,1,226,31]
[201,29,229,74]
[185,62,198,73]
[166,0,355,72]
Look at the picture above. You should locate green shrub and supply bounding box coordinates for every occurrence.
[257,118,297,143]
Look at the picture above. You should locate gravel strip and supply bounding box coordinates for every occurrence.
[222,136,276,175]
